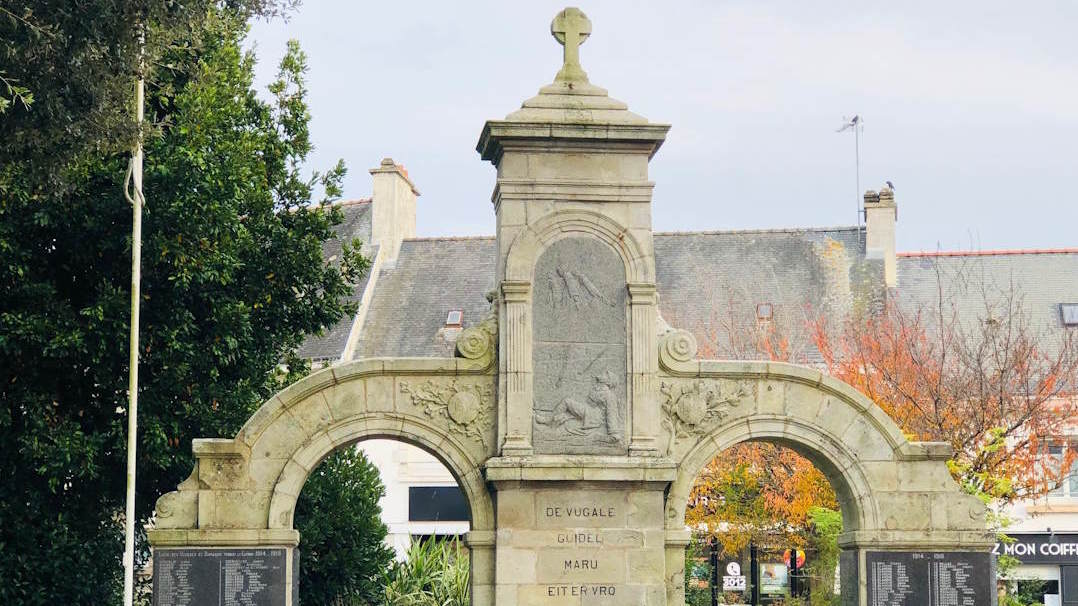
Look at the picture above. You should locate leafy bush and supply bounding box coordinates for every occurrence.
[383,537,470,606]
[807,506,843,606]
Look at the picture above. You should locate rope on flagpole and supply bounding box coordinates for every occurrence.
[121,41,145,606]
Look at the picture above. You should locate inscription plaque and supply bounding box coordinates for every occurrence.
[865,551,994,606]
[535,495,624,598]
[153,548,295,606]
[533,237,627,455]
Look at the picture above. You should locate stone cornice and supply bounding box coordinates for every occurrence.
[477,120,670,163]
[500,279,531,302]
[147,529,300,547]
[493,179,655,204]
[484,454,676,483]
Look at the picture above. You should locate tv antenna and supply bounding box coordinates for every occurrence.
[836,115,863,227]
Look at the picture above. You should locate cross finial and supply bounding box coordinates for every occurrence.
[551,7,592,83]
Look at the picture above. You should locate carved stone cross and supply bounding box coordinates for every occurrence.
[550,7,592,83]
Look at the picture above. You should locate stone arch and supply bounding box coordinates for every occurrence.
[657,330,993,604]
[504,208,654,284]
[265,413,492,532]
[150,357,498,603]
[237,359,496,534]
[667,415,879,535]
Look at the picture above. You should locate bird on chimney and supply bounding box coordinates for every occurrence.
[885,180,895,191]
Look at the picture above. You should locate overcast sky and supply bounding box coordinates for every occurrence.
[248,1,1077,252]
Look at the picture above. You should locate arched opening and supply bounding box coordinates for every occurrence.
[356,439,471,559]
[659,375,894,606]
[682,438,853,605]
[291,433,475,604]
[255,403,495,603]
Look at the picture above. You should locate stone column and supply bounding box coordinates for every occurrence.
[501,279,533,456]
[664,529,691,606]
[628,282,660,457]
[466,530,497,606]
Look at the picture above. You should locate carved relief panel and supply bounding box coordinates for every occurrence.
[532,237,627,455]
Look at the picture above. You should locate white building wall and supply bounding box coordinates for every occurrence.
[357,439,470,560]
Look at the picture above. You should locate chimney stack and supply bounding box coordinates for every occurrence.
[368,158,419,262]
[864,186,897,287]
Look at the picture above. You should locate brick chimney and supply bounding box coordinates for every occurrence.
[864,186,897,287]
[369,157,419,262]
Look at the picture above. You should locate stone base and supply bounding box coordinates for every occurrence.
[493,480,667,605]
[487,458,676,605]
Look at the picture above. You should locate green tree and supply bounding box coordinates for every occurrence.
[0,0,287,195]
[296,448,395,605]
[0,8,378,604]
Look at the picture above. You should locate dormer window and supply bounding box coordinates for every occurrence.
[756,303,773,322]
[1061,303,1078,326]
[445,310,463,328]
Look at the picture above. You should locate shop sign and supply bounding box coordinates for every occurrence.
[993,533,1078,565]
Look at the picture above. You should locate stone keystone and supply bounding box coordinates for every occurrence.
[551,7,592,83]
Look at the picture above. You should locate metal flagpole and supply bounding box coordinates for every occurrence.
[836,115,863,227]
[854,118,861,226]
[122,40,146,606]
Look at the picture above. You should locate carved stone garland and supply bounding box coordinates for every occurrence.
[399,380,495,450]
[659,379,752,456]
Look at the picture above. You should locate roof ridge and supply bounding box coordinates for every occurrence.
[404,235,496,242]
[655,225,862,236]
[400,226,865,241]
[899,248,1078,258]
[333,198,372,207]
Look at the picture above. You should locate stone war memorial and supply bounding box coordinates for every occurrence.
[149,8,997,605]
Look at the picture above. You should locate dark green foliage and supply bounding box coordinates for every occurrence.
[295,448,395,605]
[0,0,292,195]
[0,6,375,604]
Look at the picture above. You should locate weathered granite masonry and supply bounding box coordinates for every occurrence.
[149,8,994,605]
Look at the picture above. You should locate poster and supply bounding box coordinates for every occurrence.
[759,562,788,594]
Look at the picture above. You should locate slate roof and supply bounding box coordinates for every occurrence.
[324,199,373,261]
[301,217,1074,363]
[353,237,498,359]
[654,227,881,362]
[296,201,374,361]
[342,226,878,360]
[896,250,1078,334]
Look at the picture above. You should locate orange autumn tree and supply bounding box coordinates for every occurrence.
[681,291,838,554]
[681,263,1078,559]
[686,441,837,555]
[814,273,1078,504]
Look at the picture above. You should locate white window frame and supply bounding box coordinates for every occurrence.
[1045,437,1078,500]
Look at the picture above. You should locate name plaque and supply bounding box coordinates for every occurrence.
[539,500,619,598]
[153,548,295,606]
[865,551,994,606]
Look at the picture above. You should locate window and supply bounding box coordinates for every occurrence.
[1062,303,1078,326]
[1046,439,1078,498]
[408,486,469,522]
[445,310,463,327]
[756,303,773,322]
